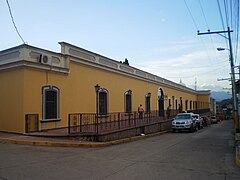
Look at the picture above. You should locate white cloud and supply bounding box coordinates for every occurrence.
[133,47,230,92]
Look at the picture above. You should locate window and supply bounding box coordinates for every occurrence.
[180,97,183,110]
[175,99,178,110]
[168,99,171,107]
[185,100,188,111]
[43,86,59,120]
[125,90,132,113]
[145,93,151,113]
[98,89,108,115]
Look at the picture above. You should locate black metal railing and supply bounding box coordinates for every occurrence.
[68,110,177,135]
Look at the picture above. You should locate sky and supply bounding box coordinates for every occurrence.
[1,0,239,93]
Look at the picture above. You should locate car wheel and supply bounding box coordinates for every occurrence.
[195,125,198,131]
[190,125,194,133]
[172,129,175,133]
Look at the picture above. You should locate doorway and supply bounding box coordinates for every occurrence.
[158,88,164,117]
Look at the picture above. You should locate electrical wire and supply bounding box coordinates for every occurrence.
[181,0,236,84]
[198,0,220,73]
[224,0,229,28]
[217,0,229,49]
[184,0,221,79]
[217,0,226,30]
[234,0,239,64]
[6,0,25,44]
[183,0,199,30]
[198,0,209,29]
[230,0,233,28]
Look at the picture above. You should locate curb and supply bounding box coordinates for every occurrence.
[0,130,169,148]
[235,133,240,167]
[236,145,240,167]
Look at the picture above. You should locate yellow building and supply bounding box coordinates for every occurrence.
[0,42,211,134]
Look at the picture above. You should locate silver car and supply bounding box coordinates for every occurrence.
[211,116,217,123]
[192,114,203,129]
[172,113,197,132]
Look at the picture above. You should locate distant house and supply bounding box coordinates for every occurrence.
[0,42,211,133]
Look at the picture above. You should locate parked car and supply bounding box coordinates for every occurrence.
[172,113,197,133]
[211,116,217,124]
[192,114,203,129]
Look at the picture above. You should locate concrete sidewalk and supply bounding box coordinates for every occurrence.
[0,131,168,148]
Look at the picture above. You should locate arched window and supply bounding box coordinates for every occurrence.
[179,97,183,112]
[185,100,188,111]
[175,99,178,111]
[158,88,164,117]
[190,100,193,110]
[125,90,132,113]
[42,86,59,120]
[98,88,108,115]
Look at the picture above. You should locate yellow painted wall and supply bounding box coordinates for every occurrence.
[163,86,197,111]
[197,94,210,109]
[22,61,207,130]
[1,60,210,133]
[0,69,24,133]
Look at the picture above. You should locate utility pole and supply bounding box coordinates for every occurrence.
[198,27,239,132]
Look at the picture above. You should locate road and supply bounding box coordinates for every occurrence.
[0,120,239,180]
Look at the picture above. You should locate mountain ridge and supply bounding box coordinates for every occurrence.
[211,91,231,101]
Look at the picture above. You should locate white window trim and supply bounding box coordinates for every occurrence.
[124,90,132,113]
[97,88,108,115]
[42,86,60,121]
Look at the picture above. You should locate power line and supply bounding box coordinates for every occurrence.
[198,0,209,29]
[217,0,229,48]
[217,0,226,30]
[230,0,233,28]
[6,0,25,44]
[234,0,239,64]
[184,0,220,78]
[183,0,199,30]
[224,0,229,28]
[198,0,221,73]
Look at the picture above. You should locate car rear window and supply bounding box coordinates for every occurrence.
[176,114,191,119]
[192,115,199,118]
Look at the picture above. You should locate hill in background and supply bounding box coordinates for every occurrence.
[211,91,231,102]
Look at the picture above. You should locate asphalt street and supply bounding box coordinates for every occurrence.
[0,120,239,180]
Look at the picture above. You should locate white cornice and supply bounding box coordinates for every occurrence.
[0,44,69,74]
[0,60,69,74]
[59,42,198,94]
[0,42,211,95]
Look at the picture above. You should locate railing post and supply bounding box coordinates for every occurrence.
[134,112,136,127]
[80,114,82,133]
[128,113,131,127]
[25,114,28,133]
[96,114,98,134]
[118,113,120,129]
[68,114,70,134]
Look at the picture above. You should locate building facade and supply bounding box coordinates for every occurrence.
[0,42,211,133]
